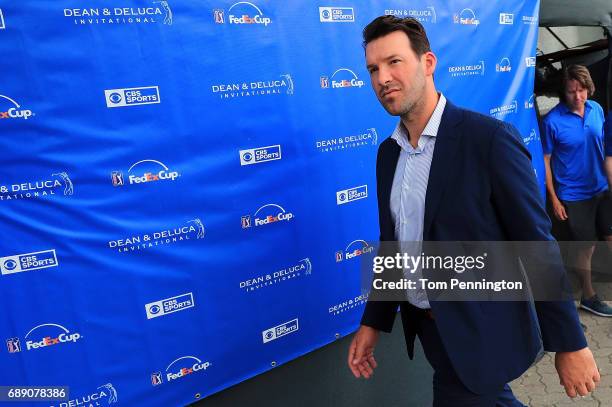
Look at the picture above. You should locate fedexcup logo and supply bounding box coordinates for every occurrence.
[320,68,365,89]
[64,2,173,26]
[453,8,479,25]
[319,7,354,23]
[335,240,374,262]
[239,145,281,166]
[145,293,194,319]
[105,86,160,108]
[384,6,436,23]
[337,185,368,205]
[213,2,271,26]
[242,203,294,228]
[0,94,35,120]
[152,356,212,386]
[262,319,299,343]
[111,159,179,186]
[496,58,512,72]
[1,250,58,276]
[7,323,83,353]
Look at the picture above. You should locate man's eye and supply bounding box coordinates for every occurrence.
[391,59,400,64]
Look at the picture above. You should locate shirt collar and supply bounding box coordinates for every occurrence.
[392,93,447,151]
[559,100,592,116]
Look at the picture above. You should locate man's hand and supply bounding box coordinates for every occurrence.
[348,325,380,379]
[555,347,600,398]
[552,198,568,221]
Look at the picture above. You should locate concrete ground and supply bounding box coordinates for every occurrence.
[511,308,612,406]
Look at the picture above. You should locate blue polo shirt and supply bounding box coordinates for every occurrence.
[542,100,608,201]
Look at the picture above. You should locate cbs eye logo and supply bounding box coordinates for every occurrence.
[241,152,254,162]
[3,259,17,271]
[338,193,347,202]
[108,92,123,104]
[321,9,331,19]
[264,331,275,340]
[148,305,162,315]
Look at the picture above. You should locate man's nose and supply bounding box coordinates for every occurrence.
[377,66,392,87]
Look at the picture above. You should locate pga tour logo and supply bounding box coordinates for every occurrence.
[337,185,367,205]
[499,13,514,24]
[262,318,299,343]
[1,250,58,276]
[145,292,194,319]
[319,7,354,23]
[104,86,160,108]
[240,145,281,166]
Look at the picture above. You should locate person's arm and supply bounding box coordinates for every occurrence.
[606,157,612,190]
[348,140,400,379]
[543,154,567,220]
[489,123,599,398]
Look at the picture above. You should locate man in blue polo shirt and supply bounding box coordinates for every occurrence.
[542,65,612,317]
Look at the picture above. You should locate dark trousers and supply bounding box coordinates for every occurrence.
[412,305,526,407]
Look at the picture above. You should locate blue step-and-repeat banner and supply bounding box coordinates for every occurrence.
[0,1,543,406]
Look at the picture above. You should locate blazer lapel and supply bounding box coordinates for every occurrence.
[378,139,400,241]
[423,101,464,240]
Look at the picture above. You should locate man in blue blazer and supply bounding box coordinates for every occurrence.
[347,16,600,406]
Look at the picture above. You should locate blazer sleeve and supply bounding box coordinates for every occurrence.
[488,122,587,352]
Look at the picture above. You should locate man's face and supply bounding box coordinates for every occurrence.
[564,79,588,111]
[365,31,431,117]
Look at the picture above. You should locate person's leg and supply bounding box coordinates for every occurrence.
[574,245,596,299]
[566,194,612,316]
[564,197,598,299]
[596,191,612,249]
[415,312,526,406]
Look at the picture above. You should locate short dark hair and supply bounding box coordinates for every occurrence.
[362,15,431,56]
[561,65,595,100]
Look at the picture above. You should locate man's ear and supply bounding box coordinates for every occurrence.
[423,51,437,76]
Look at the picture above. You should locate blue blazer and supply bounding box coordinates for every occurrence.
[360,100,587,394]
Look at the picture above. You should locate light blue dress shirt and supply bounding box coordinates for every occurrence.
[389,94,447,309]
